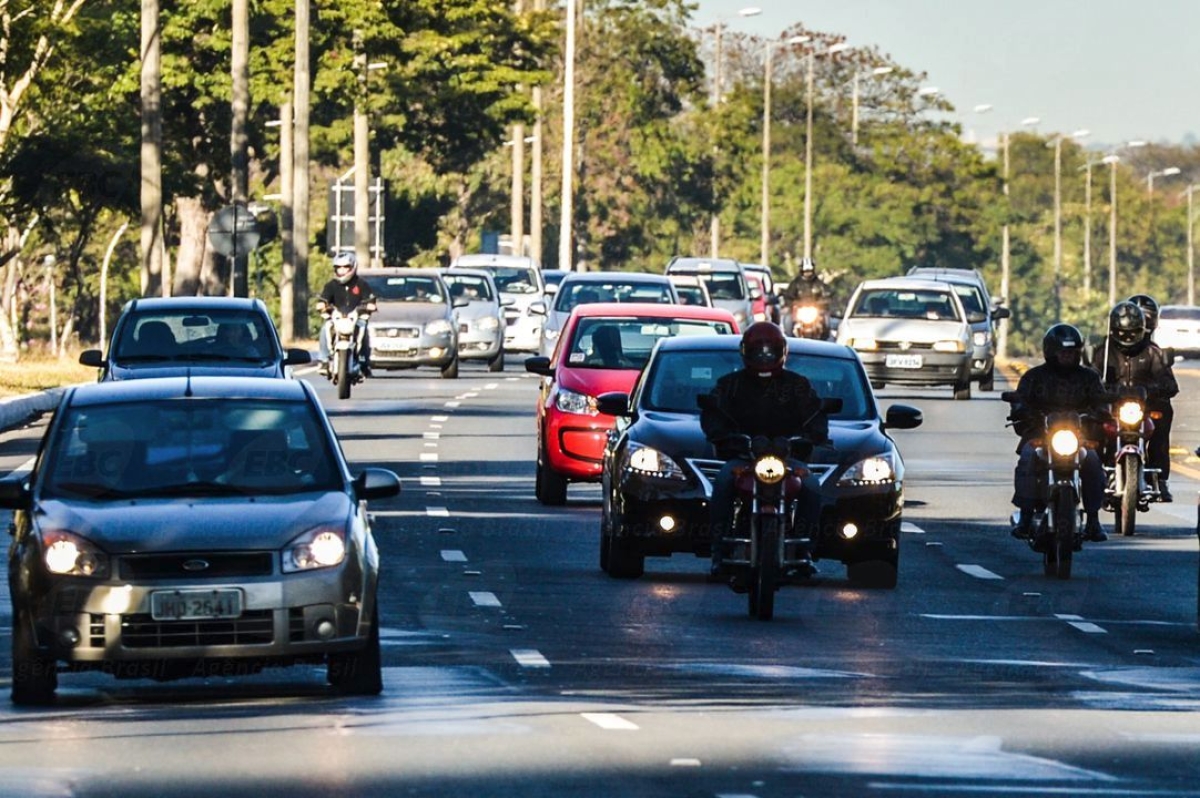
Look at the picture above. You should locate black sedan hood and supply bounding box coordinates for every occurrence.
[33,491,352,553]
[632,410,889,468]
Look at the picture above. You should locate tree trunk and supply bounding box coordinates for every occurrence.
[141,0,165,295]
[173,196,211,296]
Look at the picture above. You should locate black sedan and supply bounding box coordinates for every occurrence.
[0,376,400,704]
[597,335,922,587]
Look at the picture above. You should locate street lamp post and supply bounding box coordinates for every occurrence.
[802,41,850,261]
[1148,166,1181,196]
[559,0,577,272]
[709,6,762,258]
[1104,140,1146,305]
[850,66,893,146]
[1184,184,1197,305]
[996,116,1039,360]
[1050,128,1089,321]
[760,34,808,269]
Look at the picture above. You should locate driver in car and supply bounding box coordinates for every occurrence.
[699,322,829,583]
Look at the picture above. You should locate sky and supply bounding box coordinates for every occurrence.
[692,0,1199,151]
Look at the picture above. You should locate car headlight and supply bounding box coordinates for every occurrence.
[622,441,686,480]
[477,316,500,332]
[972,331,989,347]
[1118,400,1144,426]
[41,530,109,578]
[1050,429,1080,457]
[848,337,878,351]
[544,327,560,341]
[284,524,347,572]
[425,319,453,337]
[554,387,598,416]
[932,340,966,353]
[838,451,897,486]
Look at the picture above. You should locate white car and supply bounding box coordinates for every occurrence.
[448,254,547,354]
[1155,305,1200,359]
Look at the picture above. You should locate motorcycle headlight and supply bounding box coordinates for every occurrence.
[332,317,357,336]
[622,441,686,480]
[1118,400,1144,426]
[754,455,787,484]
[933,340,966,353]
[554,387,598,416]
[477,316,500,332]
[42,530,109,578]
[838,451,897,486]
[284,524,347,572]
[425,319,452,337]
[1050,429,1080,457]
[796,306,820,324]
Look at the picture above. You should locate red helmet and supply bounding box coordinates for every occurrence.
[740,321,787,374]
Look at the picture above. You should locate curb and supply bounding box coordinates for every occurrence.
[0,388,64,433]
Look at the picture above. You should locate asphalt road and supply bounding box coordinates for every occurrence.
[0,359,1195,797]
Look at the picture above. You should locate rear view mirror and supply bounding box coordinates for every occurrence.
[182,315,211,327]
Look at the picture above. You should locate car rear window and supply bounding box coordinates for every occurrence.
[643,350,870,420]
[442,274,495,302]
[113,309,277,361]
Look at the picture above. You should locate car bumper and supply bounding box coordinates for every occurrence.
[370,333,456,368]
[23,569,374,670]
[456,327,503,360]
[854,351,970,386]
[504,314,544,353]
[545,412,614,481]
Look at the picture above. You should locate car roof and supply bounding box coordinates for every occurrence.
[123,296,268,312]
[654,332,858,361]
[439,267,496,282]
[905,267,989,289]
[450,254,539,268]
[666,257,743,272]
[66,375,313,408]
[360,267,444,278]
[854,276,963,293]
[567,301,736,322]
[559,271,673,284]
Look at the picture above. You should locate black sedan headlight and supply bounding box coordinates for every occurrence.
[622,441,687,481]
[837,451,897,486]
[283,524,348,572]
[41,530,110,578]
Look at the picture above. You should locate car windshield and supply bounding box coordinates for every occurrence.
[949,284,988,323]
[487,267,540,294]
[367,275,446,303]
[113,310,277,362]
[852,289,962,321]
[41,397,341,500]
[674,285,708,306]
[554,281,674,312]
[442,274,495,302]
[643,350,871,420]
[1160,306,1200,321]
[565,317,733,370]
[694,272,746,300]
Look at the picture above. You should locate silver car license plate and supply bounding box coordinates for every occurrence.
[151,589,243,621]
[885,354,922,369]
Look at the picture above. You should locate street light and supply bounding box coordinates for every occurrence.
[1048,128,1089,321]
[1147,166,1181,196]
[1104,141,1145,305]
[850,65,893,146]
[996,116,1040,360]
[760,34,809,268]
[802,40,851,261]
[709,6,763,257]
[1183,184,1198,305]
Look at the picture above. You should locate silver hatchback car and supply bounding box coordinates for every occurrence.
[441,268,512,372]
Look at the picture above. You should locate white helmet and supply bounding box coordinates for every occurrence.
[333,251,357,284]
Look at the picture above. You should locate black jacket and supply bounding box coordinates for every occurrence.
[1009,361,1110,443]
[1092,337,1178,409]
[317,276,377,315]
[783,275,830,306]
[701,369,829,451]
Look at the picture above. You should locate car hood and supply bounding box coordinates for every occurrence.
[838,317,967,343]
[455,302,500,322]
[631,411,892,470]
[371,304,450,325]
[559,366,640,398]
[109,362,282,380]
[34,491,354,553]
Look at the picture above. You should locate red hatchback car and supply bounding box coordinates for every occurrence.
[525,302,739,505]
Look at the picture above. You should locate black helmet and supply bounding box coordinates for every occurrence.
[740,321,787,375]
[1042,323,1084,367]
[1109,301,1146,350]
[1126,294,1159,332]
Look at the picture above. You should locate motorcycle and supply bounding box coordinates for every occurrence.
[790,301,830,340]
[1003,392,1093,579]
[1103,385,1161,537]
[323,308,369,400]
[718,433,817,620]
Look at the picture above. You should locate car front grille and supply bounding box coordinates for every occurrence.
[121,610,275,648]
[375,326,420,339]
[875,341,936,351]
[120,553,274,580]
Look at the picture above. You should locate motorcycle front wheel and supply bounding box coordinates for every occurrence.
[336,349,352,400]
[1115,455,1140,537]
[1045,489,1075,580]
[749,517,779,621]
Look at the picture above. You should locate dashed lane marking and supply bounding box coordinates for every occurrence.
[425,507,450,517]
[510,649,550,668]
[1056,613,1107,634]
[419,453,438,462]
[957,564,1004,580]
[581,712,639,731]
[420,476,442,487]
[440,550,467,562]
[469,591,502,608]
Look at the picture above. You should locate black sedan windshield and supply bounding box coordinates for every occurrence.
[42,398,341,499]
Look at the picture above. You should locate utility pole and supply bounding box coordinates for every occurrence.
[558,0,577,272]
[140,0,165,297]
[353,30,371,268]
[530,0,545,266]
[230,0,250,296]
[279,101,296,336]
[291,0,312,340]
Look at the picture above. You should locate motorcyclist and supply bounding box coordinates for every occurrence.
[700,322,829,580]
[316,251,378,377]
[783,257,831,309]
[1098,296,1179,501]
[1007,323,1110,542]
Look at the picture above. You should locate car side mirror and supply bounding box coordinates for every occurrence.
[596,391,631,417]
[452,296,470,309]
[991,306,1011,321]
[79,349,106,368]
[354,468,402,501]
[529,300,548,316]
[0,477,31,511]
[500,296,516,307]
[749,285,763,300]
[883,404,923,430]
[524,356,554,377]
[284,348,313,366]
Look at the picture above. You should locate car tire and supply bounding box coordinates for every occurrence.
[535,442,568,506]
[953,379,972,401]
[870,381,885,390]
[607,537,644,579]
[11,610,56,706]
[487,349,504,372]
[441,356,460,379]
[979,365,995,392]
[327,605,383,696]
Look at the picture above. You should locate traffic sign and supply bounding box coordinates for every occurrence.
[207,204,261,258]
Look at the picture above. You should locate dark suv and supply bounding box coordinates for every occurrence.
[905,267,1009,391]
[80,297,310,381]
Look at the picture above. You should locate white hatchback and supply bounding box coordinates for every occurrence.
[1155,305,1200,359]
